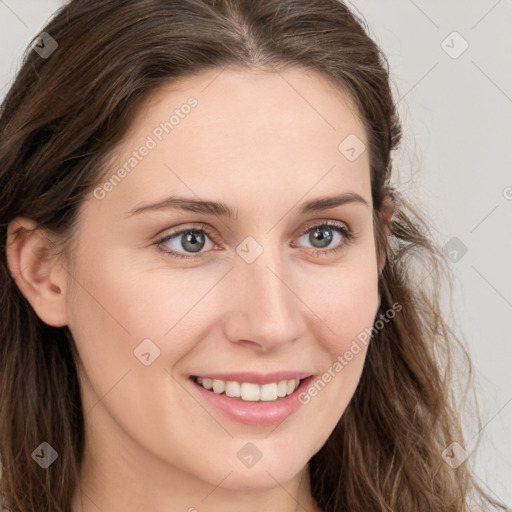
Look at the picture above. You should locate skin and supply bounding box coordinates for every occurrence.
[7,67,391,512]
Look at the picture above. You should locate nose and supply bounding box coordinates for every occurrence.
[221,242,305,352]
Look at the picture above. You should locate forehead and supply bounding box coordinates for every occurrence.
[89,66,371,219]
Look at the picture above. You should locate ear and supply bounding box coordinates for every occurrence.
[377,193,395,274]
[6,217,69,327]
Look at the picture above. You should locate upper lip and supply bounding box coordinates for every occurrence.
[191,371,313,385]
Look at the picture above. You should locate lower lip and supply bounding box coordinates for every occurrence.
[188,376,314,426]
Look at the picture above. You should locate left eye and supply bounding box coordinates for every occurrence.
[156,225,216,259]
[155,221,354,260]
[294,222,354,255]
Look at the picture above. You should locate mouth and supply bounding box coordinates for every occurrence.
[190,375,306,402]
[187,373,315,426]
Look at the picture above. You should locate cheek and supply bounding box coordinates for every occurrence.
[294,242,380,441]
[306,242,380,358]
[64,244,176,407]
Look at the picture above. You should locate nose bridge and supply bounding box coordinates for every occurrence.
[224,236,302,347]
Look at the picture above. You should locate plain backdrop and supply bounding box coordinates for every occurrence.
[1,0,511,506]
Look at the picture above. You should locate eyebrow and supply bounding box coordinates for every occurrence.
[125,192,369,219]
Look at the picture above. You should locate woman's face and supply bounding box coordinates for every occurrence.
[64,67,380,492]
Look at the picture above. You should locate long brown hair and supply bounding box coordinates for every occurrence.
[0,0,507,510]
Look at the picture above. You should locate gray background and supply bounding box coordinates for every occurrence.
[1,0,511,506]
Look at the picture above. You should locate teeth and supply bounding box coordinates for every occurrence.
[212,379,225,394]
[194,377,302,401]
[225,381,241,397]
[277,380,287,398]
[241,382,260,401]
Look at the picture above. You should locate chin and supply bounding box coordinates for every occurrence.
[214,464,306,491]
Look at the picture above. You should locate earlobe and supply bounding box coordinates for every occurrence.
[6,217,68,327]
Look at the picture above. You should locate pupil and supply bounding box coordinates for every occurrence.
[311,226,332,248]
[183,230,204,253]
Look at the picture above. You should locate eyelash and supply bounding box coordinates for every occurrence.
[154,221,355,260]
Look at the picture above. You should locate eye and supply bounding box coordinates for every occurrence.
[154,221,355,260]
[155,223,218,259]
[292,221,355,257]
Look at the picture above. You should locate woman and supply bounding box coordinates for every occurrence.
[0,0,507,511]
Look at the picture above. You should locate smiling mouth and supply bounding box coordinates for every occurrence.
[191,376,304,402]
